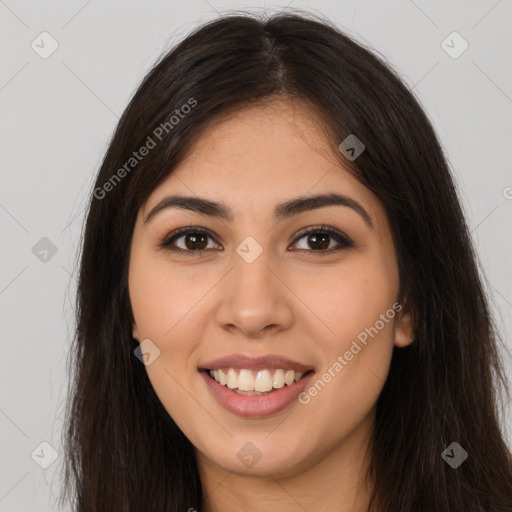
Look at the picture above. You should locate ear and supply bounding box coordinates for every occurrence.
[132,322,140,341]
[393,300,415,348]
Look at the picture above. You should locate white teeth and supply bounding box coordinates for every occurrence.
[254,370,273,392]
[227,368,238,389]
[208,367,308,392]
[272,369,285,389]
[238,369,255,391]
[284,370,295,386]
[235,389,269,395]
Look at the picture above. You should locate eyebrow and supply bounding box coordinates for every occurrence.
[144,192,373,229]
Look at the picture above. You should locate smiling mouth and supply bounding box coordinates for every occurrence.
[202,368,315,395]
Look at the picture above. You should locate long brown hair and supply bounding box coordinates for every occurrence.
[59,10,512,511]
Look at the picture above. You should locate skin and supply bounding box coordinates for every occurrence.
[129,97,414,512]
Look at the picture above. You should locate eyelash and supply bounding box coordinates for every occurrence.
[158,224,354,257]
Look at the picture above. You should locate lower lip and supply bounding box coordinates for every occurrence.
[200,370,314,418]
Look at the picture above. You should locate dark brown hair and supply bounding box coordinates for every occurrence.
[59,10,512,511]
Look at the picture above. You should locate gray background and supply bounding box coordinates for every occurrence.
[1,0,511,510]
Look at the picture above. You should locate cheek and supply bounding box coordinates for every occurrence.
[128,250,208,430]
[293,250,399,417]
[299,255,399,350]
[296,270,398,435]
[128,250,208,410]
[129,248,208,341]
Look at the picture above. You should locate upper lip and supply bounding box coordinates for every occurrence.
[199,354,315,373]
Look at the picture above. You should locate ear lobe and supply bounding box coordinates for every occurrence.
[393,306,415,348]
[132,323,140,341]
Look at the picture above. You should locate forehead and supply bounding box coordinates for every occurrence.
[175,98,337,178]
[141,98,385,229]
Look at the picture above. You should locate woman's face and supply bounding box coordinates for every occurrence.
[128,98,413,479]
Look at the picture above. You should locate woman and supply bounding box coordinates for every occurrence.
[59,10,512,512]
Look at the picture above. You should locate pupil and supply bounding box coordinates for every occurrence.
[309,233,329,250]
[186,233,207,250]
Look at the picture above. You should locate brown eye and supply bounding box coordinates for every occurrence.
[159,224,354,256]
[303,232,330,250]
[291,225,354,254]
[182,232,208,250]
[159,227,221,254]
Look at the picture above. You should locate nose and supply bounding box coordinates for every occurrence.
[214,248,294,339]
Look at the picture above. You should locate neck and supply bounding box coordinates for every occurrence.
[197,409,375,512]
